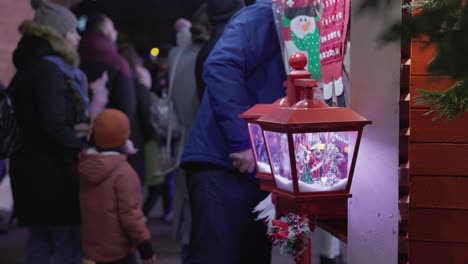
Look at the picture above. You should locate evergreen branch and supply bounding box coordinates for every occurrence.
[415,81,468,120]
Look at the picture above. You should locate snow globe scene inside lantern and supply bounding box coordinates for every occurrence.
[291,130,358,192]
[263,128,359,193]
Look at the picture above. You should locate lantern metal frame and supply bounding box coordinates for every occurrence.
[239,104,279,191]
[253,106,371,219]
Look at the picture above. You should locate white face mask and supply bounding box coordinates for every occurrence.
[176,27,192,47]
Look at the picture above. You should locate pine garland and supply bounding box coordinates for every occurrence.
[416,80,468,120]
[269,214,313,262]
[365,0,468,120]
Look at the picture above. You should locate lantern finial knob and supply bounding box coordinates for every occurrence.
[293,79,328,109]
[289,52,307,70]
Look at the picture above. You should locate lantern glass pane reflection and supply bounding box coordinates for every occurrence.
[293,131,358,192]
[263,131,293,192]
[248,123,271,173]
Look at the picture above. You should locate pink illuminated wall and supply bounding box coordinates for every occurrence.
[347,0,400,263]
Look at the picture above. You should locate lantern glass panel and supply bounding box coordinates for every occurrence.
[248,123,271,173]
[264,130,293,192]
[293,131,358,192]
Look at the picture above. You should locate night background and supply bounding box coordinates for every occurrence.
[72,0,205,55]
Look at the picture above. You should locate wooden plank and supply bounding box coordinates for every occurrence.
[399,236,409,255]
[410,76,456,108]
[399,196,409,236]
[410,241,468,264]
[411,176,468,210]
[410,41,435,76]
[400,60,410,91]
[399,163,410,196]
[400,93,410,128]
[316,219,348,243]
[409,208,468,242]
[411,110,468,143]
[410,143,468,176]
[400,128,409,163]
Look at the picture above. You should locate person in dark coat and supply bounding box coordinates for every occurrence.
[119,45,156,183]
[79,15,140,181]
[79,17,137,124]
[7,0,89,263]
[181,0,286,263]
[194,0,245,102]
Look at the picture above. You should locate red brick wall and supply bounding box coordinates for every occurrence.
[0,1,33,84]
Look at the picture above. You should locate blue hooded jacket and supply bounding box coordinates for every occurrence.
[182,0,286,170]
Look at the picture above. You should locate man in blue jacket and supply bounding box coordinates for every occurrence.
[181,0,286,263]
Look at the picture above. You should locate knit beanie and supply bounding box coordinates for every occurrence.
[31,0,78,35]
[93,109,130,149]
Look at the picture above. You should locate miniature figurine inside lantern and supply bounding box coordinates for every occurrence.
[264,129,358,193]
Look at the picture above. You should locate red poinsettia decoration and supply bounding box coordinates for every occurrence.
[271,219,290,239]
[268,213,313,262]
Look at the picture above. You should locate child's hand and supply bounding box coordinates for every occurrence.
[141,255,156,264]
[124,139,138,154]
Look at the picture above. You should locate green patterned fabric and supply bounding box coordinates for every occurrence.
[291,31,321,79]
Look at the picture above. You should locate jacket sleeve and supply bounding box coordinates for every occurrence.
[115,166,151,245]
[33,61,87,152]
[203,8,280,154]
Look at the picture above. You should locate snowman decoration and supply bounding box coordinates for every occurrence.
[283,0,322,79]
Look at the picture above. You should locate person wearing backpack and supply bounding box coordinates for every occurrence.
[7,0,90,263]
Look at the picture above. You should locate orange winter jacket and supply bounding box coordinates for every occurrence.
[78,152,150,262]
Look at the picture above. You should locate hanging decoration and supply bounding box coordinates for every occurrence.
[268,213,314,262]
[272,0,351,106]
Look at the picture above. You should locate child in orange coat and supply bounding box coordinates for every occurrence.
[79,109,156,264]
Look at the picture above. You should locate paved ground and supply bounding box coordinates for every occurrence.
[0,175,296,264]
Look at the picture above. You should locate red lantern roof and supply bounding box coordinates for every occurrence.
[238,104,279,120]
[256,107,372,131]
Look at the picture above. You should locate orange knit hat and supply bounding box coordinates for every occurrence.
[92,109,130,149]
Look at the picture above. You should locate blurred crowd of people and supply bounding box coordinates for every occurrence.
[0,0,344,264]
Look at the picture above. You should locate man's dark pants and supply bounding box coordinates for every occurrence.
[186,163,271,264]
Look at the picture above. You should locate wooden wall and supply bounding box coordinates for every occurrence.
[407,38,468,263]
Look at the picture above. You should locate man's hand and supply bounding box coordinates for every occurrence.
[141,255,156,264]
[229,149,255,173]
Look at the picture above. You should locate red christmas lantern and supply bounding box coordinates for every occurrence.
[254,83,371,220]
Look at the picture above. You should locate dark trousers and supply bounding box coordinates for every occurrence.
[96,254,138,264]
[143,171,175,217]
[186,164,271,264]
[27,225,81,264]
